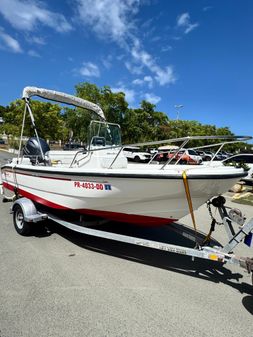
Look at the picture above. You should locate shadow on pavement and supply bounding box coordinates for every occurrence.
[242,295,253,315]
[36,219,253,297]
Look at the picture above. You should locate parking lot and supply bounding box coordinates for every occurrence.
[0,150,253,337]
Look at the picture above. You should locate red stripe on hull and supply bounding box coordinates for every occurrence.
[3,182,68,210]
[76,208,175,226]
[2,182,176,226]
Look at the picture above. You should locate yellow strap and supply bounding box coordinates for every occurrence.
[182,170,197,232]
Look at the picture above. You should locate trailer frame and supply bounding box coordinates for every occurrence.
[8,195,253,285]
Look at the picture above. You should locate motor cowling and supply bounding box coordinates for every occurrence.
[23,137,50,164]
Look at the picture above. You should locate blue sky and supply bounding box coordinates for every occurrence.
[0,0,252,136]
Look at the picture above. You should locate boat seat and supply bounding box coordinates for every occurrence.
[91,136,106,147]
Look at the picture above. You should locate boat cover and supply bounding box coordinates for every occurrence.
[22,86,106,120]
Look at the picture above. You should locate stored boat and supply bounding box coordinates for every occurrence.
[0,87,250,226]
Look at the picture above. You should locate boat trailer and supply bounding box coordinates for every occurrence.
[4,194,253,286]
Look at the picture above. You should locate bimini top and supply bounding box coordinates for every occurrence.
[22,86,106,121]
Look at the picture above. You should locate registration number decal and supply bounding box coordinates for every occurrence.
[74,181,112,190]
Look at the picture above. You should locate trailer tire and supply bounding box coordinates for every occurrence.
[13,204,31,236]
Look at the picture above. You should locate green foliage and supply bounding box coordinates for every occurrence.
[1,99,67,140]
[0,101,22,137]
[122,101,169,143]
[0,105,5,116]
[75,82,128,124]
[62,82,129,141]
[223,160,250,171]
[63,107,91,141]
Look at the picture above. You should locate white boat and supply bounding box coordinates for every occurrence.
[0,87,250,226]
[202,153,253,181]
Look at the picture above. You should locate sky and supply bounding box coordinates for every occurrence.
[0,0,252,137]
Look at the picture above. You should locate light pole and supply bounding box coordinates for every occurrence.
[174,104,184,120]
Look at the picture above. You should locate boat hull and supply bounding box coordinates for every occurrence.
[1,165,245,226]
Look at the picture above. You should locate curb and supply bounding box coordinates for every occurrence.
[0,148,18,154]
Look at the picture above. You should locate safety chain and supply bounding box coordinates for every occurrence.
[201,199,226,246]
[206,200,224,226]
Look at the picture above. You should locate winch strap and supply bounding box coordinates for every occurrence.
[182,170,197,232]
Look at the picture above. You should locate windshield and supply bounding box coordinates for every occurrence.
[88,120,122,148]
[224,155,253,164]
[123,148,142,153]
[188,150,198,155]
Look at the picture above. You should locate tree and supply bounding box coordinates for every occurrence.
[0,101,22,139]
[72,82,239,148]
[75,82,128,124]
[0,105,5,118]
[122,100,170,143]
[100,86,128,124]
[63,107,91,142]
[0,99,67,140]
[63,83,129,142]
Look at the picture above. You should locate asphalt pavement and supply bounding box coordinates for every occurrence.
[0,150,253,337]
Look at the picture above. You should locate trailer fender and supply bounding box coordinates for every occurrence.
[11,198,47,223]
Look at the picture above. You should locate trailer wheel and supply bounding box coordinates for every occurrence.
[13,204,31,236]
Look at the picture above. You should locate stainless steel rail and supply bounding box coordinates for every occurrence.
[69,135,252,169]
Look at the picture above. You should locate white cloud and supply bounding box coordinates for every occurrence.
[161,45,173,52]
[102,54,113,69]
[125,61,143,75]
[143,76,153,88]
[0,0,72,33]
[132,76,153,88]
[150,36,161,42]
[132,78,143,85]
[28,36,46,45]
[177,13,189,27]
[203,6,212,12]
[111,86,135,104]
[79,62,100,77]
[141,18,154,30]
[0,28,22,53]
[75,0,176,87]
[28,49,40,57]
[75,0,139,44]
[116,54,125,61]
[131,40,176,86]
[154,66,176,86]
[184,23,199,34]
[176,12,199,34]
[144,93,161,105]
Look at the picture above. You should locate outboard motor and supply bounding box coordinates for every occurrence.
[23,137,50,165]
